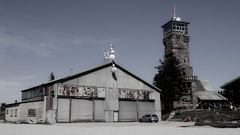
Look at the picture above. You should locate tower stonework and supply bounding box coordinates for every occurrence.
[161,16,199,107]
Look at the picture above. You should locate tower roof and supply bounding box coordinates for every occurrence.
[161,20,189,28]
[172,5,182,22]
[161,5,189,28]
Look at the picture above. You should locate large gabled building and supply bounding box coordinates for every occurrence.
[5,62,161,123]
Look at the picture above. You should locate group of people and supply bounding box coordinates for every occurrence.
[196,102,238,110]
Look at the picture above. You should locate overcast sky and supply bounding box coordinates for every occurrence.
[0,0,239,103]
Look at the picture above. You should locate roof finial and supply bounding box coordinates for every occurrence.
[103,44,116,61]
[172,4,181,21]
[103,44,117,73]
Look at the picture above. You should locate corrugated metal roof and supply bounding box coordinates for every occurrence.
[196,80,227,100]
[200,80,215,91]
[196,91,227,101]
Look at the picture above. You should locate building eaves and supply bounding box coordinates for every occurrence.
[161,20,190,28]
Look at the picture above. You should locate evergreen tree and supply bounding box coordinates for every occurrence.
[219,90,240,106]
[153,56,190,112]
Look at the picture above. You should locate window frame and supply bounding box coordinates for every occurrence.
[28,109,36,117]
[15,109,18,117]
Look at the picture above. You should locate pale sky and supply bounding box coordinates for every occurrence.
[0,0,239,103]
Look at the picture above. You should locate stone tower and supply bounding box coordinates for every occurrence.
[161,8,198,107]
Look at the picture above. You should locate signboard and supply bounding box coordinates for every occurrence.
[119,89,153,100]
[58,85,153,100]
[97,88,105,98]
[58,85,105,98]
[149,92,155,100]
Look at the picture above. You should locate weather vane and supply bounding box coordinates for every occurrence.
[103,44,115,61]
[103,44,117,73]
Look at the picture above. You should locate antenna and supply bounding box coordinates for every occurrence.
[172,4,181,21]
[173,5,176,19]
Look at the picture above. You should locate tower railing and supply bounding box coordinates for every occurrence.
[184,76,198,81]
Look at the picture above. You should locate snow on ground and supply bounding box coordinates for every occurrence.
[0,121,240,135]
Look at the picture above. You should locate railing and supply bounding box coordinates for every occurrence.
[184,76,198,81]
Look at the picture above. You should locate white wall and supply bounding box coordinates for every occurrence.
[63,66,153,91]
[18,101,44,123]
[154,91,161,121]
[58,66,161,122]
[5,106,20,122]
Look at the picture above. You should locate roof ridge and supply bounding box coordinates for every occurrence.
[21,62,161,93]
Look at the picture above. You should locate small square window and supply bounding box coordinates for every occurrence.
[28,109,36,117]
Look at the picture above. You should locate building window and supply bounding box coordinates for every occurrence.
[176,26,180,31]
[6,109,8,114]
[172,23,176,29]
[10,109,13,117]
[28,109,36,117]
[15,109,18,117]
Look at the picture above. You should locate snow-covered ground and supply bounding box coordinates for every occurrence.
[0,121,240,135]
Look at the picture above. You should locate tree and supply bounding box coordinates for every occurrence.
[219,89,240,106]
[153,56,190,112]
